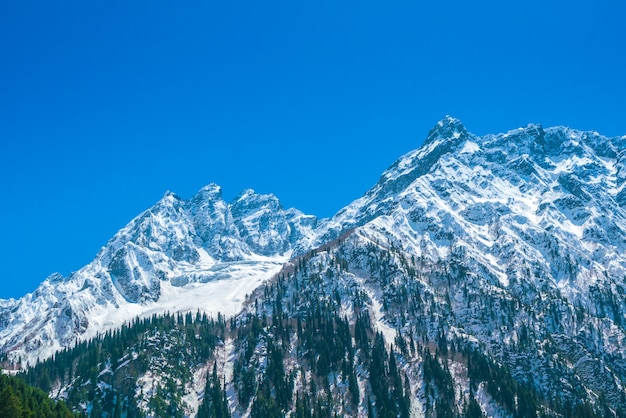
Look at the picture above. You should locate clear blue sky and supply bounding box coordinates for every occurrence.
[1,1,624,299]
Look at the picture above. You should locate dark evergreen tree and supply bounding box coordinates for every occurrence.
[198,363,230,418]
[463,393,484,418]
[0,386,22,418]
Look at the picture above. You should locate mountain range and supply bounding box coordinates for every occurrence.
[3,117,626,417]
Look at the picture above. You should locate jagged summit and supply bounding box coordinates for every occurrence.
[193,182,223,198]
[160,190,180,199]
[0,183,316,365]
[231,188,281,208]
[311,119,626,285]
[312,117,477,244]
[423,115,468,145]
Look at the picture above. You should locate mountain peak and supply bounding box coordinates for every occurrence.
[232,188,279,205]
[424,115,468,145]
[197,182,222,196]
[153,191,183,212]
[439,114,463,127]
[189,183,224,206]
[160,190,180,201]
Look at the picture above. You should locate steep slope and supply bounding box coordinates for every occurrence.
[303,117,626,413]
[0,185,316,367]
[226,116,626,414]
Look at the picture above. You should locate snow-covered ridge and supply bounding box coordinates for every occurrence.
[0,185,316,367]
[314,119,626,259]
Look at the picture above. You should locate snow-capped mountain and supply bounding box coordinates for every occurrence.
[319,116,626,312]
[301,116,626,411]
[0,185,316,366]
[5,117,626,416]
[317,116,626,253]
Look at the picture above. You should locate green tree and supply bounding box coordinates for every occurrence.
[0,386,22,418]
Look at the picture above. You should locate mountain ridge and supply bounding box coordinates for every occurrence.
[4,117,626,416]
[3,117,626,367]
[0,185,316,366]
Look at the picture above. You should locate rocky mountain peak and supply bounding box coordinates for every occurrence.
[423,115,469,145]
[231,189,282,214]
[195,182,223,196]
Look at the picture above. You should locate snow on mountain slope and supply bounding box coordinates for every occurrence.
[218,116,626,413]
[4,116,626,391]
[9,117,626,416]
[308,117,626,305]
[0,185,317,367]
[302,116,626,410]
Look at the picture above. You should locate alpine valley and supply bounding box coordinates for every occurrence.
[2,117,626,417]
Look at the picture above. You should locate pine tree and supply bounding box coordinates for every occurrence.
[90,398,103,418]
[0,386,22,418]
[464,396,483,417]
[198,363,230,418]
